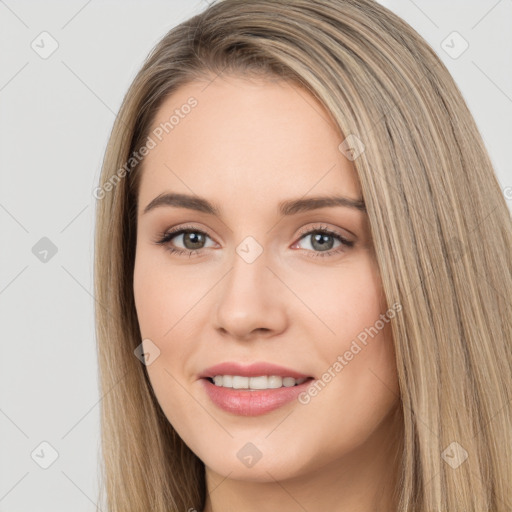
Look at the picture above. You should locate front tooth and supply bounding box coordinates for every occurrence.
[282,377,296,387]
[267,376,283,388]
[232,376,249,389]
[249,376,268,389]
[211,375,306,388]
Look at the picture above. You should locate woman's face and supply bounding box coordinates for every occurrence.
[133,74,401,482]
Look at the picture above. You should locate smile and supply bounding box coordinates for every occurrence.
[209,375,308,390]
[201,376,315,416]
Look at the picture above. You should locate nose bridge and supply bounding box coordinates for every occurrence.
[214,236,287,338]
[225,236,272,301]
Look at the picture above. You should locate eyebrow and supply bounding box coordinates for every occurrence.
[142,192,366,216]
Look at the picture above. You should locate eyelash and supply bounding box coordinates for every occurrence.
[153,223,355,259]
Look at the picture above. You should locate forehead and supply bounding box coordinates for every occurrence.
[137,75,361,213]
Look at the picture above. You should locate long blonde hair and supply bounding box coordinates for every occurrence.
[94,0,512,510]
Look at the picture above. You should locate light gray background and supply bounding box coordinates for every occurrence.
[1,1,511,510]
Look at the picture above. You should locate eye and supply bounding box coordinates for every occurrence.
[292,224,354,258]
[154,224,216,257]
[154,223,355,259]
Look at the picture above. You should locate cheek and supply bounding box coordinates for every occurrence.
[133,250,209,427]
[295,254,399,435]
[133,246,202,340]
[332,259,399,407]
[292,322,399,474]
[289,252,386,345]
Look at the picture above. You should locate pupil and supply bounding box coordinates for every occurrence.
[184,231,204,249]
[312,233,333,251]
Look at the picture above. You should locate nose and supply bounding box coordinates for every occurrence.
[213,246,288,341]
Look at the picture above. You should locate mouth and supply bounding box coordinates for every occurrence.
[204,375,314,390]
[198,362,315,415]
[200,375,315,416]
[199,361,314,382]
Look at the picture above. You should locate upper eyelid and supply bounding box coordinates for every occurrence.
[296,223,350,239]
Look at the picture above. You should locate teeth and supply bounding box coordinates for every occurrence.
[211,375,308,390]
[233,376,249,389]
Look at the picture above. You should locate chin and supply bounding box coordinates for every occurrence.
[207,460,303,483]
[198,440,318,484]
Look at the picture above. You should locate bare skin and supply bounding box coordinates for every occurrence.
[133,74,403,512]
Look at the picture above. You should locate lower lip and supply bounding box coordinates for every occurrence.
[201,378,314,416]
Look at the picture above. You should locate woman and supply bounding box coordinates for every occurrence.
[94,0,512,511]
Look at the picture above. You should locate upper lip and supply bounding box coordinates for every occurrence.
[199,361,313,379]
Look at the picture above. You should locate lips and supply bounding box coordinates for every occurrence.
[200,376,314,416]
[198,361,315,416]
[199,361,313,380]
